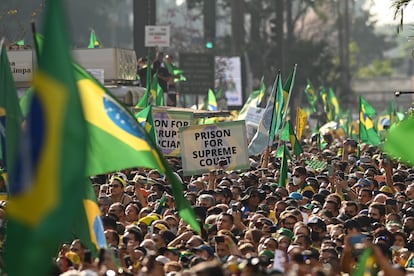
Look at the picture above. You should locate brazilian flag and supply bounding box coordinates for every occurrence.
[281,120,303,157]
[359,96,380,146]
[73,181,106,256]
[5,1,88,275]
[135,104,157,145]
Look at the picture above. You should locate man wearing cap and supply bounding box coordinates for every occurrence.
[109,176,132,205]
[193,244,215,261]
[307,216,327,249]
[240,187,266,218]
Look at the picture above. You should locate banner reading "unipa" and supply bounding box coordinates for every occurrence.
[180,121,249,176]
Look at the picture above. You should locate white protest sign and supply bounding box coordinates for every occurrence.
[153,109,194,156]
[180,121,249,176]
[245,106,265,140]
[145,25,170,47]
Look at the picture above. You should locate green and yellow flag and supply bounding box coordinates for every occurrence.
[384,114,414,165]
[328,88,341,121]
[151,73,164,106]
[359,96,380,146]
[304,79,318,113]
[135,105,157,145]
[281,120,303,157]
[5,1,88,275]
[88,30,102,48]
[73,181,106,256]
[278,144,289,187]
[282,65,297,113]
[352,247,378,276]
[207,89,218,111]
[0,41,23,174]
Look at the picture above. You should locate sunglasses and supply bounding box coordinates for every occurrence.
[109,184,121,188]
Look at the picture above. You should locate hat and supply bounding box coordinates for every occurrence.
[386,221,402,231]
[277,227,294,241]
[110,176,126,187]
[306,177,318,185]
[259,249,275,259]
[192,244,214,256]
[240,187,266,202]
[155,255,170,264]
[154,223,169,231]
[307,216,326,230]
[379,186,393,196]
[65,252,81,266]
[357,178,371,188]
[360,156,372,165]
[316,174,329,182]
[299,203,314,212]
[289,192,303,201]
[134,246,147,257]
[138,214,162,226]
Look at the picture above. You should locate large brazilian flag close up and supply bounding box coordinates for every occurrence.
[5,0,88,275]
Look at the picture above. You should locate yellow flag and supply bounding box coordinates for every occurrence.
[295,107,307,140]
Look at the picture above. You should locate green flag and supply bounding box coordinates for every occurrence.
[165,61,186,83]
[282,64,296,114]
[207,89,218,111]
[320,87,333,121]
[5,1,88,274]
[33,32,200,234]
[269,72,284,143]
[0,42,23,173]
[256,77,266,107]
[281,121,303,157]
[151,73,164,106]
[389,98,397,126]
[19,86,34,117]
[304,79,318,113]
[238,88,264,120]
[359,96,380,146]
[327,88,341,121]
[73,181,106,256]
[88,30,102,48]
[278,144,289,187]
[352,247,378,276]
[15,40,25,46]
[384,114,414,165]
[136,57,152,108]
[248,72,283,155]
[135,105,157,145]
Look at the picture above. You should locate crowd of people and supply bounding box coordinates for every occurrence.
[39,129,414,276]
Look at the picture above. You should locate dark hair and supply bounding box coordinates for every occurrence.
[370,203,386,217]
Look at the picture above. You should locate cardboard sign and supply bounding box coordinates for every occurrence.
[180,121,249,175]
[153,109,194,156]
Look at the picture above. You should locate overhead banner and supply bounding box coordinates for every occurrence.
[180,121,249,176]
[153,109,194,156]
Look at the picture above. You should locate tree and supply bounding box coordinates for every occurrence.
[392,0,413,32]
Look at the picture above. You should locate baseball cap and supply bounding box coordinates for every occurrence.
[192,244,214,256]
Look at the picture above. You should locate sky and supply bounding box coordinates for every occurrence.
[369,0,414,25]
